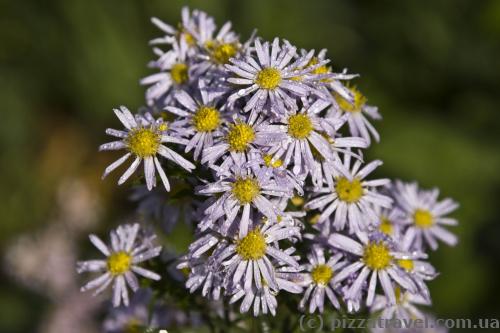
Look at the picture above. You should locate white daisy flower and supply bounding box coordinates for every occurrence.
[149,7,210,48]
[219,222,301,293]
[329,85,382,145]
[165,82,228,160]
[393,252,437,303]
[261,99,366,178]
[201,116,285,166]
[329,231,420,306]
[370,287,431,322]
[305,156,392,233]
[197,164,290,236]
[77,224,162,307]
[393,180,459,251]
[100,106,195,191]
[225,38,330,117]
[141,38,193,106]
[298,246,346,313]
[375,206,404,240]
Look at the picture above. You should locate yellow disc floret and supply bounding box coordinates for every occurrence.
[363,241,392,270]
[335,177,364,203]
[413,209,433,228]
[311,264,333,285]
[333,86,367,113]
[263,154,283,168]
[255,67,282,90]
[127,128,161,158]
[236,229,267,260]
[210,42,238,64]
[232,177,260,204]
[379,217,394,235]
[226,123,255,152]
[192,106,220,132]
[170,63,189,85]
[107,251,132,275]
[288,114,313,139]
[397,259,414,272]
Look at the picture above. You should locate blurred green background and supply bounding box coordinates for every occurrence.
[1,0,500,332]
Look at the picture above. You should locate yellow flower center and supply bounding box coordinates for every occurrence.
[413,209,434,228]
[127,128,160,158]
[107,251,132,275]
[288,114,313,139]
[226,123,255,152]
[290,195,304,207]
[232,177,260,204]
[311,264,333,285]
[209,42,238,64]
[309,213,321,225]
[263,154,283,168]
[379,217,394,235]
[255,67,282,90]
[170,63,189,85]
[192,106,220,132]
[397,259,414,272]
[333,86,366,113]
[236,229,267,260]
[363,242,392,270]
[335,177,364,203]
[158,123,168,132]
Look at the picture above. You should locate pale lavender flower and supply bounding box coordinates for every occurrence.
[197,164,290,236]
[329,85,382,145]
[100,106,195,191]
[298,246,346,313]
[141,38,193,106]
[329,231,421,306]
[77,224,162,307]
[225,38,330,117]
[259,99,367,183]
[305,156,392,233]
[392,180,459,251]
[165,81,229,160]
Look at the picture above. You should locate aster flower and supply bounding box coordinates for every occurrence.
[149,7,209,48]
[329,231,420,306]
[141,38,193,106]
[329,85,381,145]
[100,106,195,191]
[218,221,301,293]
[226,38,330,117]
[201,116,286,167]
[77,224,162,307]
[260,100,367,186]
[165,82,228,160]
[374,206,404,240]
[370,287,431,322]
[392,181,459,251]
[305,156,392,233]
[197,164,291,236]
[298,246,346,313]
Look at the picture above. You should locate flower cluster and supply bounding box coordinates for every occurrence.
[78,7,459,332]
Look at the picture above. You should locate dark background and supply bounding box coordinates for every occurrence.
[1,0,500,332]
